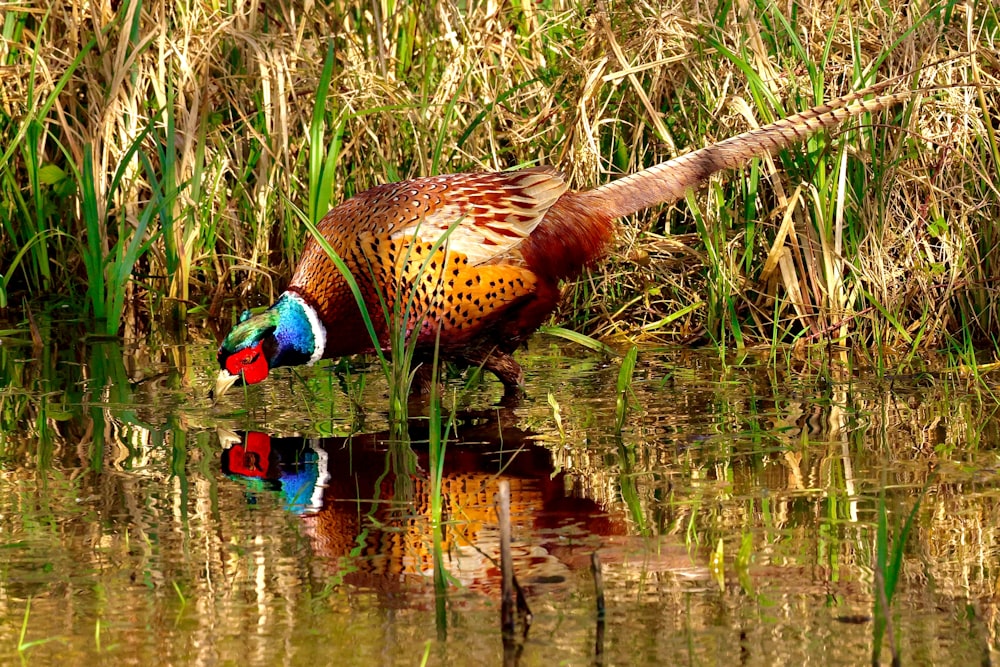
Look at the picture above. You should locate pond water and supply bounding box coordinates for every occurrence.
[0,329,997,665]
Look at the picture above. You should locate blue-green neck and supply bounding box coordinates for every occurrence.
[269,291,326,368]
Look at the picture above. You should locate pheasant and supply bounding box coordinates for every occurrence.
[214,82,915,401]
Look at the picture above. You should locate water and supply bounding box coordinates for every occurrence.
[0,331,997,665]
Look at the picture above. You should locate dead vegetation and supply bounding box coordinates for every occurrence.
[0,0,997,358]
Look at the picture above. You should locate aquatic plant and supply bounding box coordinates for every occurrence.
[615,345,639,435]
[873,485,926,665]
[427,337,454,637]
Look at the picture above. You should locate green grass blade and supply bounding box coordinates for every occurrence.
[540,325,617,355]
[309,39,341,224]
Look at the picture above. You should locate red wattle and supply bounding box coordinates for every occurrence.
[225,342,270,385]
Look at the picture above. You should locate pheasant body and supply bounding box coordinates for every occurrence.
[216,86,914,398]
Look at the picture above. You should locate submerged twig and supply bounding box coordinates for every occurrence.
[498,480,515,637]
[592,551,606,664]
[496,480,532,644]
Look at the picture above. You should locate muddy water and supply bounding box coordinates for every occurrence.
[0,333,997,665]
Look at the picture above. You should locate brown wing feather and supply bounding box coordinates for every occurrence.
[300,167,568,269]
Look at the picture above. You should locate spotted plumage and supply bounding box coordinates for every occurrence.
[215,85,915,399]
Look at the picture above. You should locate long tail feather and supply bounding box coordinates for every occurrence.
[585,88,915,220]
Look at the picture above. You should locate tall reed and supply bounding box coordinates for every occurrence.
[0,1,994,363]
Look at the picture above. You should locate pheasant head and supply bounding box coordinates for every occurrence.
[214,292,327,401]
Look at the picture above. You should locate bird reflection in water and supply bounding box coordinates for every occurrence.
[219,412,626,599]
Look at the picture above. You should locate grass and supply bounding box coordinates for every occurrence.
[614,345,648,534]
[0,0,994,371]
[427,336,454,638]
[872,487,925,666]
[18,599,63,654]
[615,345,639,435]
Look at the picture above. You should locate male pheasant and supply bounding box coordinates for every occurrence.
[214,84,913,400]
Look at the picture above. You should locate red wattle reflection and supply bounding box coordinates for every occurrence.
[226,431,272,477]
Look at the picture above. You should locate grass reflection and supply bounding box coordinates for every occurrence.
[1,336,999,664]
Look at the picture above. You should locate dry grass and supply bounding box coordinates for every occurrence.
[0,0,997,357]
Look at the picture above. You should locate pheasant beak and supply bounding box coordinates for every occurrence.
[213,369,240,404]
